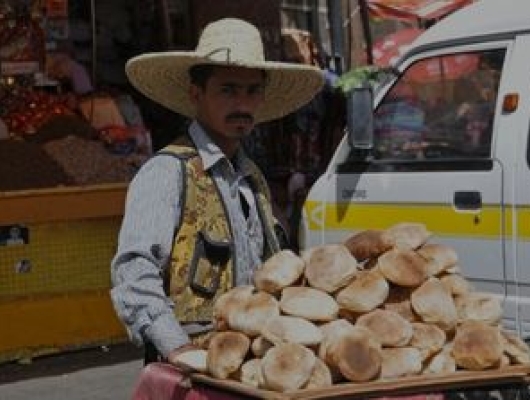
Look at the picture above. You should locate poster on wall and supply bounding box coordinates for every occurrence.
[0,17,45,75]
[46,0,68,18]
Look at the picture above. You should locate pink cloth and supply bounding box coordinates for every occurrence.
[131,362,249,400]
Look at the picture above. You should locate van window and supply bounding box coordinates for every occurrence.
[372,49,505,161]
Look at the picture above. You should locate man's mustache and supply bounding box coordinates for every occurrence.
[226,112,254,123]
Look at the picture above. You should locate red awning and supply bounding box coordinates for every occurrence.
[372,27,423,66]
[367,0,473,22]
[406,52,479,82]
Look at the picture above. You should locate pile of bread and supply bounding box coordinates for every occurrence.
[177,223,530,393]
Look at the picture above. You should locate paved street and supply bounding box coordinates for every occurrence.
[0,343,144,400]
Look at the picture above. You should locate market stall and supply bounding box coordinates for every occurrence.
[0,0,152,363]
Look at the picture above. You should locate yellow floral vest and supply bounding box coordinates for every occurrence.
[159,139,279,323]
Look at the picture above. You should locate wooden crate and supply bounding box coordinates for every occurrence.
[192,365,530,399]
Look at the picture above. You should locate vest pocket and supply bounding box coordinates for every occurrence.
[188,230,232,298]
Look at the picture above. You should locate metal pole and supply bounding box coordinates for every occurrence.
[90,0,97,88]
[327,0,345,75]
[358,0,373,65]
[159,0,173,49]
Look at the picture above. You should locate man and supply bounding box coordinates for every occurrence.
[110,16,323,380]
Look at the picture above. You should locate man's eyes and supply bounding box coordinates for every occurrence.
[220,86,236,95]
[219,85,265,96]
[249,85,265,95]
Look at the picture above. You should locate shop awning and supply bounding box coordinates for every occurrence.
[367,0,474,22]
[372,27,423,66]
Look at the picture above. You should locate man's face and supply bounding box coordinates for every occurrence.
[190,66,266,143]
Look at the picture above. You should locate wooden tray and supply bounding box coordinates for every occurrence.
[192,365,530,399]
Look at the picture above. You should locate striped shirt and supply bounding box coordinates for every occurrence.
[110,121,265,357]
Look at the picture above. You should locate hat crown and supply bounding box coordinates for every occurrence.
[196,18,265,64]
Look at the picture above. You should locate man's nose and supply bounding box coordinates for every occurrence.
[233,91,256,110]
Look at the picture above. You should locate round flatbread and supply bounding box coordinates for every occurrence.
[227,290,280,336]
[417,243,458,276]
[452,321,503,370]
[253,249,305,294]
[343,229,392,261]
[454,292,502,325]
[207,331,251,379]
[280,286,339,321]
[356,309,413,347]
[382,222,431,250]
[378,248,429,287]
[328,326,382,382]
[336,269,389,313]
[262,343,316,392]
[303,244,359,293]
[380,347,422,379]
[261,315,323,346]
[411,277,458,331]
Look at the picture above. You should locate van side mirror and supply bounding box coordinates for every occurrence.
[346,84,374,160]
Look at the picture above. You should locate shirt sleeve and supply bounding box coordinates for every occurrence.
[110,154,190,357]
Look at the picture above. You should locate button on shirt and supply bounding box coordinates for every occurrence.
[110,121,265,357]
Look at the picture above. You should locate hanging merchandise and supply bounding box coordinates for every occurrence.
[0,1,45,76]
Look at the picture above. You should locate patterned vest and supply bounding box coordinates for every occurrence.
[158,138,279,323]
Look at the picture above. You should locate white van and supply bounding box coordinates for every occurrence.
[301,0,530,339]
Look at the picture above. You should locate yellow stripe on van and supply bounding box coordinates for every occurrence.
[304,201,530,239]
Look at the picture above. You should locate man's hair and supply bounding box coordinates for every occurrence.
[189,64,216,88]
[188,64,269,88]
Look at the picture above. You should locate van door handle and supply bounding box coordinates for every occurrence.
[454,191,482,211]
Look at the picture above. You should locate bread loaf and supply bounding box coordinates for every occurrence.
[409,322,446,360]
[411,277,458,331]
[304,358,333,389]
[380,347,422,378]
[213,285,255,331]
[356,309,413,347]
[280,286,339,321]
[343,229,392,261]
[239,358,264,388]
[382,222,431,250]
[207,331,250,379]
[261,343,316,392]
[227,290,280,336]
[378,248,429,287]
[455,292,502,325]
[261,315,323,346]
[452,321,503,370]
[336,269,389,313]
[254,249,305,294]
[327,326,382,382]
[417,243,458,276]
[173,349,208,372]
[303,244,359,292]
[501,329,530,365]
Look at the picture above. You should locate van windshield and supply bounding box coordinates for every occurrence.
[372,48,505,161]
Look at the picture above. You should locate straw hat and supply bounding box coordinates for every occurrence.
[125,18,325,123]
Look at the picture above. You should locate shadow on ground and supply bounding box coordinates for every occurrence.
[0,343,143,385]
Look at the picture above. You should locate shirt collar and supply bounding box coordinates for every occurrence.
[188,120,253,177]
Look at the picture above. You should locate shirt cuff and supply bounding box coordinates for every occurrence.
[144,312,190,358]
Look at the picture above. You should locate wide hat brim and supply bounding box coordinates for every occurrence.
[125,52,325,124]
